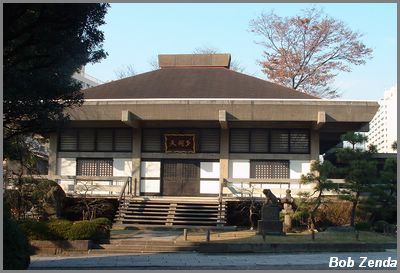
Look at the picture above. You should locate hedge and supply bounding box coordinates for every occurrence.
[67,220,98,240]
[18,219,56,240]
[47,219,73,239]
[354,221,371,231]
[17,218,112,242]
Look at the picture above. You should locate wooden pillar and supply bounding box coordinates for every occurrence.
[310,129,320,162]
[219,128,229,199]
[48,132,58,177]
[132,128,142,196]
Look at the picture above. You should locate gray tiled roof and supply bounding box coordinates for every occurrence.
[83,67,319,100]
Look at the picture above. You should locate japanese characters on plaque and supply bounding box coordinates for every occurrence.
[164,134,196,153]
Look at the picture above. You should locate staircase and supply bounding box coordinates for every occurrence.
[114,197,226,227]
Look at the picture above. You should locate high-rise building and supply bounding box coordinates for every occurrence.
[72,66,103,89]
[367,85,397,153]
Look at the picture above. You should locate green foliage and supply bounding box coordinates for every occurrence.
[372,220,389,233]
[335,132,379,227]
[91,217,112,228]
[3,203,31,270]
[298,160,337,230]
[66,218,111,241]
[18,219,55,240]
[4,4,109,141]
[47,219,73,240]
[355,221,372,231]
[17,217,111,242]
[340,132,368,149]
[67,220,99,240]
[360,157,397,224]
[90,218,112,241]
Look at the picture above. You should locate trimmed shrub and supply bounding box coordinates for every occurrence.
[18,219,55,240]
[4,203,30,270]
[67,220,98,240]
[47,219,73,240]
[355,221,371,231]
[373,220,389,233]
[90,218,112,242]
[91,217,112,228]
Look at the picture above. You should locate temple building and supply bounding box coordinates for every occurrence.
[48,54,378,227]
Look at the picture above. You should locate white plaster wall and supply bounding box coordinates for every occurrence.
[57,158,76,192]
[57,158,76,175]
[140,179,160,193]
[113,159,132,176]
[141,161,161,178]
[200,180,219,194]
[229,160,250,178]
[200,162,220,178]
[290,160,311,179]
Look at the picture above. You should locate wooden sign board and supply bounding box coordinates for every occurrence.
[164,134,196,153]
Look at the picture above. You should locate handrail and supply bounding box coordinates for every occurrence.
[118,177,132,202]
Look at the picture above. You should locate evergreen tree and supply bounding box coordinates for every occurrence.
[4,4,109,142]
[299,160,337,230]
[335,132,378,227]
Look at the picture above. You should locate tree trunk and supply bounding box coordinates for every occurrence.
[350,193,360,227]
[310,192,322,231]
[249,206,254,230]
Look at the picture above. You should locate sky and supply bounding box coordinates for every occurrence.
[85,3,397,101]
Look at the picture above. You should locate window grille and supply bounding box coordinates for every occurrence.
[77,159,113,176]
[251,161,289,179]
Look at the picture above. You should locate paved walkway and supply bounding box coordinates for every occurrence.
[30,250,397,270]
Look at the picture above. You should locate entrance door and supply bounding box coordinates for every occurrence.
[162,160,200,196]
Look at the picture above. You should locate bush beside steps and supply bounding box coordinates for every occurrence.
[18,217,111,242]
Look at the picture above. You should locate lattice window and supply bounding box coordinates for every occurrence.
[77,159,113,176]
[251,161,289,179]
[163,162,177,179]
[181,162,199,178]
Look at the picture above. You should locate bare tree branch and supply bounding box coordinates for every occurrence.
[249,8,372,98]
